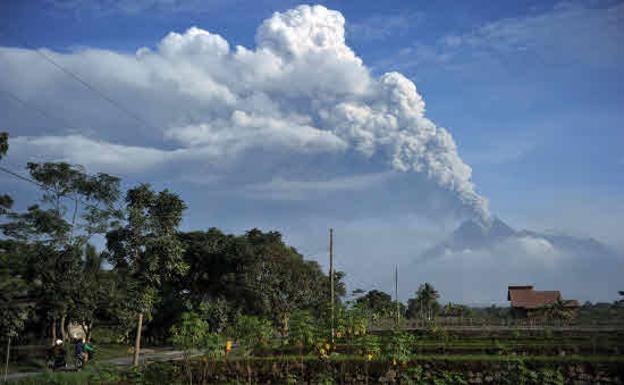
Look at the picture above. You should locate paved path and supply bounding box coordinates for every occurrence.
[4,348,192,382]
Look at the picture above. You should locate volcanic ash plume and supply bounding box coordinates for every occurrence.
[253,5,489,220]
[0,5,489,220]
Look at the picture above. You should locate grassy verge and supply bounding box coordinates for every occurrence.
[11,354,624,385]
[211,353,624,364]
[5,344,132,375]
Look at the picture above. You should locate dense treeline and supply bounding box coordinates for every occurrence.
[0,132,348,365]
[2,130,622,375]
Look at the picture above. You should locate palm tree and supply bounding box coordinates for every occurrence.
[543,298,574,325]
[409,283,440,321]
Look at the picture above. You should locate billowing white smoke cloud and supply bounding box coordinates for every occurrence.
[2,5,488,220]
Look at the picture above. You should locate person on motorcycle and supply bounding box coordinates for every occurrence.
[47,339,67,370]
[75,338,88,368]
[84,340,95,360]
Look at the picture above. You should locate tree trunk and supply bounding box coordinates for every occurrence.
[185,354,193,385]
[86,321,93,342]
[3,336,10,384]
[246,359,251,385]
[133,312,143,367]
[281,314,289,338]
[51,318,57,346]
[60,314,67,342]
[80,322,88,342]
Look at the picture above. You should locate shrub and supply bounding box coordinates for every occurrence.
[288,310,317,352]
[229,315,273,357]
[91,328,127,345]
[384,329,416,364]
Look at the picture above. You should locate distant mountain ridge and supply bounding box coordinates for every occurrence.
[420,217,617,260]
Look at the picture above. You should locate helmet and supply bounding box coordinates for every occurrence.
[55,339,63,345]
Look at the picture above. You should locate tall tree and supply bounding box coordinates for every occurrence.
[0,132,7,158]
[0,251,30,383]
[242,229,323,336]
[356,290,396,319]
[67,244,114,341]
[406,283,440,321]
[0,133,31,381]
[0,136,28,354]
[543,298,575,324]
[1,162,121,344]
[106,184,187,366]
[176,228,342,336]
[0,132,12,215]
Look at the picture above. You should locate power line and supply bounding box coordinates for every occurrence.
[0,165,42,189]
[0,164,185,219]
[0,89,83,133]
[0,164,89,209]
[0,27,162,133]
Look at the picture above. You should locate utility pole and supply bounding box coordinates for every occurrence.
[395,265,400,327]
[329,228,335,343]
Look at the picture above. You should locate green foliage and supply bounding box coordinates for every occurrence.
[178,228,342,338]
[200,297,234,334]
[0,244,30,338]
[106,184,187,362]
[288,310,317,350]
[538,368,565,385]
[169,310,224,358]
[435,372,467,385]
[90,328,127,344]
[542,298,576,324]
[384,329,416,363]
[355,289,402,320]
[0,131,8,159]
[1,161,121,345]
[243,228,335,336]
[407,282,440,320]
[355,334,381,359]
[107,185,188,304]
[336,303,368,339]
[170,311,210,353]
[14,364,123,385]
[229,315,274,357]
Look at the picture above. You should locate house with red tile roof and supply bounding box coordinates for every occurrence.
[507,285,579,317]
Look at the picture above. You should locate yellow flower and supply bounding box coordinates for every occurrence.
[325,343,330,351]
[367,353,373,361]
[225,340,232,353]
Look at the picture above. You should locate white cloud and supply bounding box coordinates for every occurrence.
[405,232,620,304]
[347,13,418,41]
[244,172,395,200]
[165,110,347,153]
[2,5,488,220]
[9,135,171,173]
[43,0,223,15]
[398,1,624,71]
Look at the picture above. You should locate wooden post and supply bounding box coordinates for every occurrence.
[329,228,335,343]
[395,265,400,327]
[51,317,57,346]
[3,336,10,384]
[133,312,143,367]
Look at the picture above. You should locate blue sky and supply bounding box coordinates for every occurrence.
[1,0,622,303]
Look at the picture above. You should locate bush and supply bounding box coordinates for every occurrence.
[384,329,416,364]
[228,315,273,357]
[91,328,127,345]
[288,310,317,352]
